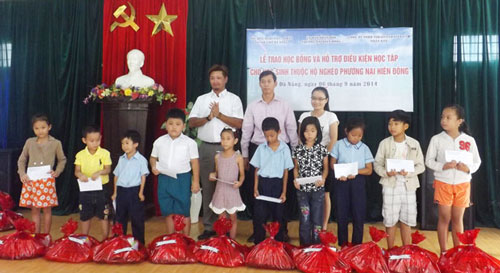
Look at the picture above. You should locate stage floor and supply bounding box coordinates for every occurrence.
[0,210,499,272]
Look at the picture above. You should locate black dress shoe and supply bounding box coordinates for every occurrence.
[247,233,254,243]
[197,230,216,240]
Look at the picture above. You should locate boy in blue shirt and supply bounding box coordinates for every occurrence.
[250,117,294,244]
[111,130,149,244]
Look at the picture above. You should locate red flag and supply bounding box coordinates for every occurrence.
[102,0,188,215]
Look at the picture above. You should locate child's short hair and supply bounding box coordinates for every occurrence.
[165,108,186,122]
[123,130,141,144]
[82,125,100,138]
[259,70,277,82]
[345,117,365,133]
[208,64,229,78]
[300,116,322,145]
[388,110,411,125]
[31,113,50,126]
[262,117,280,132]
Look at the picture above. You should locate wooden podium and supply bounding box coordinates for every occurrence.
[100,99,157,217]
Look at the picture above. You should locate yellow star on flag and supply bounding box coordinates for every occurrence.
[146,3,178,37]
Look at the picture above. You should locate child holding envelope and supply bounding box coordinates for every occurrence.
[374,110,425,249]
[330,117,374,247]
[18,113,67,234]
[74,125,112,241]
[250,117,294,245]
[425,104,481,254]
[292,116,329,246]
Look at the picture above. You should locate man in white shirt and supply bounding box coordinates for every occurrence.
[188,64,244,239]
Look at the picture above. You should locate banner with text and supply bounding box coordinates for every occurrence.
[246,28,413,112]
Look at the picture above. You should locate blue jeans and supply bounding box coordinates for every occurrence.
[297,189,324,246]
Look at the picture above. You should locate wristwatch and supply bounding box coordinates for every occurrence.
[206,115,212,121]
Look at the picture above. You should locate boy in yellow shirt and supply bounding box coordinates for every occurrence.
[74,126,112,241]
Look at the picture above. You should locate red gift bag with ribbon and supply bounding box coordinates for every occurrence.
[194,217,250,267]
[245,222,296,270]
[387,231,440,273]
[0,218,51,259]
[0,210,24,231]
[148,214,196,264]
[0,191,14,211]
[339,226,390,273]
[292,231,351,273]
[92,223,147,263]
[438,229,500,273]
[45,218,99,263]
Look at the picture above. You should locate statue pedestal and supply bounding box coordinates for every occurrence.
[100,100,157,217]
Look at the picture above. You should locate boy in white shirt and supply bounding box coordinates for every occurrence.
[150,108,200,235]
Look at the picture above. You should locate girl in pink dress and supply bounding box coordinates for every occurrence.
[209,128,245,239]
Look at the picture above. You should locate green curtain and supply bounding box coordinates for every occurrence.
[187,0,500,226]
[1,0,102,215]
[451,0,500,227]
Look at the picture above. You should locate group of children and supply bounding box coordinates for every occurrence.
[18,116,149,243]
[18,102,480,254]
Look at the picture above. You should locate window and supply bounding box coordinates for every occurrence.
[453,35,499,62]
[0,42,12,67]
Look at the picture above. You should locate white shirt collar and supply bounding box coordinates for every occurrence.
[165,133,184,141]
[210,89,227,98]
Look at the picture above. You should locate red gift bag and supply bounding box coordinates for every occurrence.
[0,210,24,231]
[245,222,296,270]
[387,231,440,273]
[92,223,147,263]
[293,231,352,273]
[148,214,196,264]
[0,192,14,210]
[45,219,99,263]
[34,233,52,249]
[0,218,51,259]
[194,217,249,267]
[339,226,390,273]
[438,229,500,273]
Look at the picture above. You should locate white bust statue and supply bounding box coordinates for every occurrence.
[115,49,155,89]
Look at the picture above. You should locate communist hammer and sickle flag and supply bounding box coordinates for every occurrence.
[110,2,140,32]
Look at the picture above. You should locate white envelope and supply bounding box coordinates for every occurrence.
[445,150,473,165]
[156,164,177,179]
[296,175,322,185]
[386,159,415,172]
[216,178,235,185]
[334,162,358,178]
[77,177,103,192]
[27,165,52,180]
[256,195,282,203]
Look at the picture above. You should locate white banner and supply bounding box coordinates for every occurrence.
[246,28,413,112]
